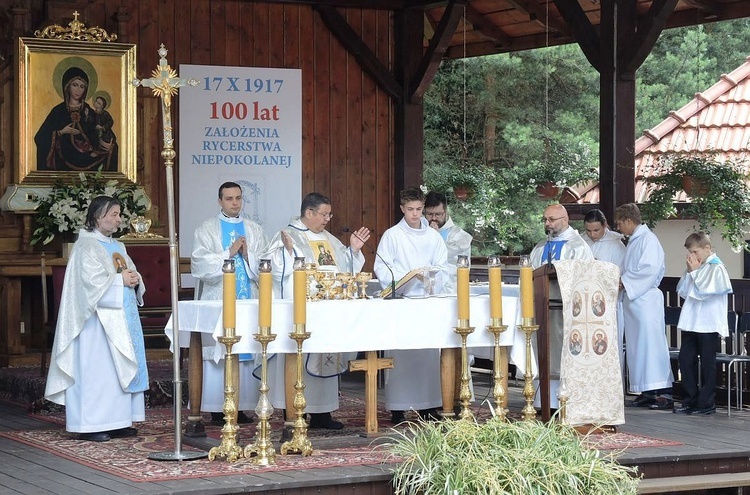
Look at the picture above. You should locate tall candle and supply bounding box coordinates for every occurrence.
[293,265,306,325]
[457,256,470,321]
[258,266,272,329]
[222,260,236,337]
[488,265,503,320]
[520,266,534,319]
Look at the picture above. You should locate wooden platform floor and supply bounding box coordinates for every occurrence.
[1,367,750,494]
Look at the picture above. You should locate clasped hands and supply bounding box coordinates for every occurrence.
[122,269,140,288]
[229,236,249,260]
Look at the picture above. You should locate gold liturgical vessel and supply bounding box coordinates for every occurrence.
[281,257,313,456]
[244,259,277,465]
[208,259,244,462]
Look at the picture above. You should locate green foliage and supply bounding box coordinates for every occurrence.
[641,153,750,252]
[31,168,148,246]
[387,418,639,495]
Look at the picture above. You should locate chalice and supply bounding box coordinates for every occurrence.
[355,272,372,299]
[319,272,336,300]
[312,271,326,301]
[337,273,355,300]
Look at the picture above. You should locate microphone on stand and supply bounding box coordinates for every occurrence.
[342,227,399,299]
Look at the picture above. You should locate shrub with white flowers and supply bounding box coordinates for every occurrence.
[31,169,148,246]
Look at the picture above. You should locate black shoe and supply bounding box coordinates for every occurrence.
[237,411,254,424]
[418,408,441,422]
[210,412,224,425]
[280,425,294,442]
[649,397,674,410]
[390,410,406,424]
[308,412,344,430]
[79,432,111,442]
[688,406,716,415]
[108,427,137,438]
[625,395,656,408]
[673,405,693,414]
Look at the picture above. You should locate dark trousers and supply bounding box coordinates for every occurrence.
[678,331,720,409]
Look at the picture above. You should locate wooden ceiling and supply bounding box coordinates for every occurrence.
[266,1,750,59]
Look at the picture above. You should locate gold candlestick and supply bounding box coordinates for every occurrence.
[520,317,539,421]
[245,260,276,465]
[281,324,313,456]
[557,378,570,424]
[208,335,244,463]
[486,317,508,421]
[455,318,475,420]
[244,329,277,465]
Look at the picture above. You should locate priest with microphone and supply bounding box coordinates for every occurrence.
[262,192,370,430]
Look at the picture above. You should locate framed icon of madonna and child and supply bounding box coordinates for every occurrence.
[16,36,137,184]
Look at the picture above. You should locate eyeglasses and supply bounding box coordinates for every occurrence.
[541,216,564,223]
[310,209,334,220]
[424,210,446,218]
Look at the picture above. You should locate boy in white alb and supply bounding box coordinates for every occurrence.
[374,186,449,423]
[674,232,732,415]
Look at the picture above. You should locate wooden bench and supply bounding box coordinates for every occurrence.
[638,472,750,493]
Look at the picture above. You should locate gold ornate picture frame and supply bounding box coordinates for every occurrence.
[17,36,137,184]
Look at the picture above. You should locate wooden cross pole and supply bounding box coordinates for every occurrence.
[133,45,202,461]
[348,351,394,436]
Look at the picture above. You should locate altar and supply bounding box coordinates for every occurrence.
[164,285,533,433]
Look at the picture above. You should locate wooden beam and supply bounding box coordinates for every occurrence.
[683,0,721,19]
[463,2,512,48]
[315,5,403,102]
[409,0,465,100]
[507,0,569,36]
[552,0,600,70]
[622,0,678,74]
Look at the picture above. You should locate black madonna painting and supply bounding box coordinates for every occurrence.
[34,58,118,172]
[17,36,136,183]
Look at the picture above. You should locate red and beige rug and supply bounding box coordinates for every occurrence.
[1,395,681,482]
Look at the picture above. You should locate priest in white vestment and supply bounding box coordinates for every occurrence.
[529,204,593,407]
[583,209,626,268]
[45,196,148,442]
[424,191,472,293]
[375,187,449,423]
[191,181,268,424]
[614,203,674,410]
[263,192,370,429]
[583,209,627,380]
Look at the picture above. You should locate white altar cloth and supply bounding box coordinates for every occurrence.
[164,284,535,375]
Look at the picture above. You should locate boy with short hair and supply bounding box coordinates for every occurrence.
[674,232,733,415]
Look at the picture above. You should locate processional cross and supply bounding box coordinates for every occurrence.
[132,45,203,461]
[348,352,394,436]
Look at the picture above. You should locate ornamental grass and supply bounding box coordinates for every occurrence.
[387,416,639,495]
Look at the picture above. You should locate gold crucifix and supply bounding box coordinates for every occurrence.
[133,46,205,462]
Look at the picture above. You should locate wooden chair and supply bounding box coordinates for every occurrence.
[122,240,173,345]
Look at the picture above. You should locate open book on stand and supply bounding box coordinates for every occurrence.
[379,266,441,299]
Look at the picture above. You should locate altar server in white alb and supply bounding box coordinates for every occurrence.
[614,203,674,410]
[529,203,593,406]
[45,196,148,442]
[583,209,626,268]
[263,192,371,429]
[191,181,268,424]
[375,186,449,423]
[674,232,732,415]
[424,191,472,293]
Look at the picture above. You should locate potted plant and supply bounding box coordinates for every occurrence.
[386,416,639,494]
[31,168,149,247]
[520,140,598,196]
[640,153,750,252]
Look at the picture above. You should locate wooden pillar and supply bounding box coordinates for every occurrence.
[393,8,424,215]
[185,331,206,437]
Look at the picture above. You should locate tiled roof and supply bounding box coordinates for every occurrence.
[572,56,750,204]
